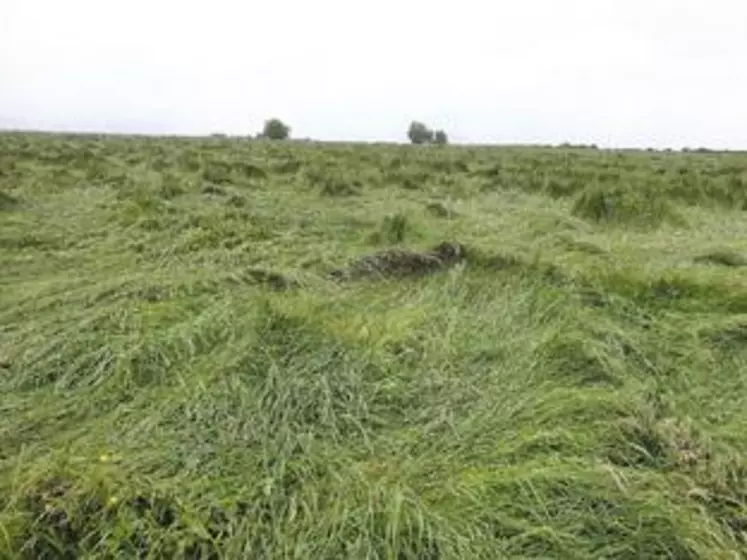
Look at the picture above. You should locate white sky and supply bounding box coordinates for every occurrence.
[2,0,746,148]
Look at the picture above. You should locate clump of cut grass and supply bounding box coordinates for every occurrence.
[330,240,466,281]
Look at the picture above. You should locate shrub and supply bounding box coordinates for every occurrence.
[259,118,291,141]
[407,121,434,145]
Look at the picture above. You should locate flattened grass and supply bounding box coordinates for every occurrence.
[2,133,747,558]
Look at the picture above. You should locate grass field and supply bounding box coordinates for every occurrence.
[2,131,747,558]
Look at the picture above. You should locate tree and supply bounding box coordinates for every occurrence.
[433,129,448,145]
[260,118,291,140]
[407,121,434,145]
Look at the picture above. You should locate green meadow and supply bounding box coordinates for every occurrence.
[2,132,747,558]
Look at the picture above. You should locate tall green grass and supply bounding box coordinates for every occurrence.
[2,132,747,558]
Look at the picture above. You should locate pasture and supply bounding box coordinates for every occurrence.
[2,132,747,557]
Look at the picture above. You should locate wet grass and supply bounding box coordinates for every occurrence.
[2,132,747,557]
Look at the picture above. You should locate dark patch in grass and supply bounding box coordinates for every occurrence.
[386,168,433,191]
[472,163,502,179]
[383,334,427,367]
[18,480,236,558]
[694,250,747,267]
[16,479,193,559]
[127,494,179,528]
[156,172,187,199]
[304,167,362,196]
[453,160,470,173]
[201,165,233,185]
[200,160,266,185]
[330,241,467,281]
[542,176,586,198]
[226,193,248,207]
[684,452,747,546]
[576,288,613,308]
[158,182,185,200]
[0,189,20,210]
[235,162,268,180]
[609,413,710,471]
[273,158,302,174]
[400,176,421,190]
[608,418,671,468]
[202,184,226,196]
[428,159,469,175]
[202,161,268,185]
[243,268,299,291]
[21,478,83,558]
[15,467,348,557]
[319,177,360,196]
[425,201,458,218]
[137,285,170,302]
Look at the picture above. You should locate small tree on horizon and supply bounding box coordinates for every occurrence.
[407,121,434,145]
[260,118,291,140]
[433,129,448,145]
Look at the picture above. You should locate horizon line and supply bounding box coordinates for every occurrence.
[1,127,745,153]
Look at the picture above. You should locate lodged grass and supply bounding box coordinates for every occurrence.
[2,132,747,558]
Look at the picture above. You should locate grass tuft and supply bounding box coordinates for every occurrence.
[572,183,684,228]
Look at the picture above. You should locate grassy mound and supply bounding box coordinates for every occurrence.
[2,132,747,558]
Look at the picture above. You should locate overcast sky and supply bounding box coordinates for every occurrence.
[2,0,746,148]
